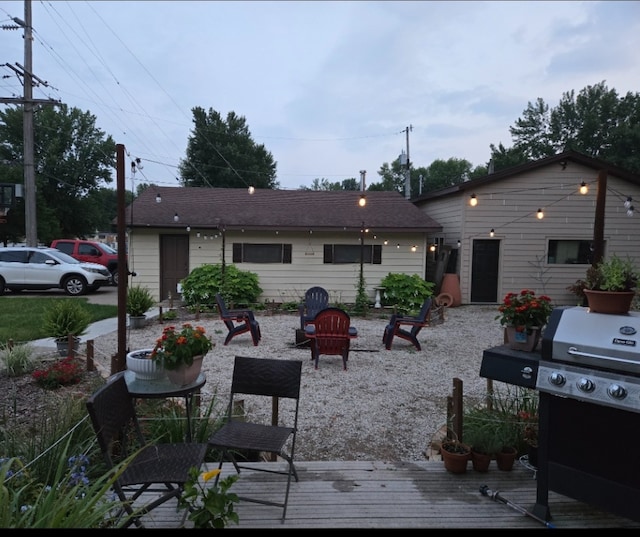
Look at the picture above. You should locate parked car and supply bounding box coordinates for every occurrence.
[0,246,112,296]
[50,239,125,285]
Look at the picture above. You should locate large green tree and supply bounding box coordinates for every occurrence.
[179,108,278,189]
[491,81,640,173]
[0,104,116,243]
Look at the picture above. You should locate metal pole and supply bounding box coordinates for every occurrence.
[479,485,556,528]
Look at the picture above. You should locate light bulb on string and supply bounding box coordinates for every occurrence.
[579,182,588,195]
[627,205,635,217]
[469,194,478,207]
[489,229,495,237]
[624,197,633,209]
[537,208,544,220]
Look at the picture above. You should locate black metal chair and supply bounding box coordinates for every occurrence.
[85,373,208,528]
[382,297,433,351]
[215,293,261,346]
[298,286,329,330]
[208,356,302,521]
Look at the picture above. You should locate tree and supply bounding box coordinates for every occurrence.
[179,108,278,189]
[300,177,359,191]
[495,81,640,173]
[0,104,116,243]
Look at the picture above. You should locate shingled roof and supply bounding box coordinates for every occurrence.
[123,187,442,234]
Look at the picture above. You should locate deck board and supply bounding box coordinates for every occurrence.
[134,459,640,529]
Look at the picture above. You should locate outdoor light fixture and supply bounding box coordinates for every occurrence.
[625,196,633,209]
[457,239,461,248]
[358,194,367,207]
[469,194,478,207]
[580,182,588,195]
[155,193,162,203]
[537,208,544,219]
[490,229,495,237]
[174,213,179,222]
[429,244,436,252]
[248,186,255,195]
[627,205,635,217]
[411,245,417,252]
[186,225,191,232]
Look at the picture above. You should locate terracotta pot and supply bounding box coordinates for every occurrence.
[166,354,205,386]
[471,449,492,473]
[440,441,471,474]
[505,326,541,352]
[583,289,635,315]
[495,446,518,471]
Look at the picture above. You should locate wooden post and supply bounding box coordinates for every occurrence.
[86,339,95,371]
[451,377,463,442]
[592,169,607,265]
[270,396,279,461]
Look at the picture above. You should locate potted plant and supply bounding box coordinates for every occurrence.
[150,323,214,386]
[495,289,553,351]
[580,255,639,314]
[438,434,471,474]
[42,300,92,356]
[126,284,155,328]
[463,407,504,472]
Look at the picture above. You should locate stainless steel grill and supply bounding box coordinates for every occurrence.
[480,306,640,524]
[537,306,640,413]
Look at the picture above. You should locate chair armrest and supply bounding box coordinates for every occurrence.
[305,325,316,336]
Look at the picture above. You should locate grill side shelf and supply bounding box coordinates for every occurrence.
[480,345,540,388]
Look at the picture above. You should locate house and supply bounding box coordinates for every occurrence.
[413,151,640,306]
[121,188,442,304]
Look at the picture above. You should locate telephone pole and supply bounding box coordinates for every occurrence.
[403,125,412,199]
[1,0,59,245]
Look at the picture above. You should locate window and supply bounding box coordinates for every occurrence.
[547,240,594,265]
[232,243,292,263]
[323,244,382,264]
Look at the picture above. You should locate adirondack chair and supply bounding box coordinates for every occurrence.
[298,286,330,330]
[215,293,261,346]
[304,307,357,370]
[382,297,433,351]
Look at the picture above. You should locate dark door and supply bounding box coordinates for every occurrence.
[470,239,500,303]
[160,234,189,301]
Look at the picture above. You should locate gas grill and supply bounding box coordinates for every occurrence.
[480,306,640,524]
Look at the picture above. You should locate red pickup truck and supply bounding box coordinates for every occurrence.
[50,239,125,286]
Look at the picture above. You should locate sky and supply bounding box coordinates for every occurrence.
[1,1,639,193]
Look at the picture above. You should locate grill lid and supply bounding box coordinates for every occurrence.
[541,306,640,375]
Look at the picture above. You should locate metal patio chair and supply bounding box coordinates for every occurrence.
[208,356,303,521]
[85,373,208,528]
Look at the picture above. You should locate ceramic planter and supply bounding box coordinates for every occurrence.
[165,354,205,386]
[126,348,164,380]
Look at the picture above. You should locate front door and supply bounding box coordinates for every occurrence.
[470,239,500,303]
[160,234,189,301]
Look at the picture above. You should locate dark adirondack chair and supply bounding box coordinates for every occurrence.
[215,293,261,346]
[304,307,357,370]
[382,297,433,351]
[298,286,329,330]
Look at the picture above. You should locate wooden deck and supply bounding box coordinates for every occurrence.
[136,459,640,529]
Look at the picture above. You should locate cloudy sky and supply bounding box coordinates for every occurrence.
[1,1,639,192]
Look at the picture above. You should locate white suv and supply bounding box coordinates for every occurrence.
[0,246,112,296]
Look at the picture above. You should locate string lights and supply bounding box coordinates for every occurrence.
[536,208,544,220]
[580,181,588,195]
[489,228,495,237]
[469,194,478,207]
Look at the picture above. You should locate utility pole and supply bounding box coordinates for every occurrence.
[403,125,412,199]
[1,0,59,245]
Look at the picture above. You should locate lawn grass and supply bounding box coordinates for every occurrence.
[0,297,118,345]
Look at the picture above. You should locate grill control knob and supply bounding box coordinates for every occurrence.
[607,383,627,400]
[577,377,595,393]
[548,371,566,386]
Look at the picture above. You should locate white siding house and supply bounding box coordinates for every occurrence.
[413,151,640,306]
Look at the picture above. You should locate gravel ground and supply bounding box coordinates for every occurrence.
[84,305,506,462]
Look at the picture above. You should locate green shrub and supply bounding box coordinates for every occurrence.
[379,273,434,314]
[180,264,262,308]
[0,342,36,377]
[126,285,155,316]
[42,300,91,340]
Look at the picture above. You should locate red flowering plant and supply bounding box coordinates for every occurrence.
[150,323,213,371]
[495,289,553,332]
[32,356,83,389]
